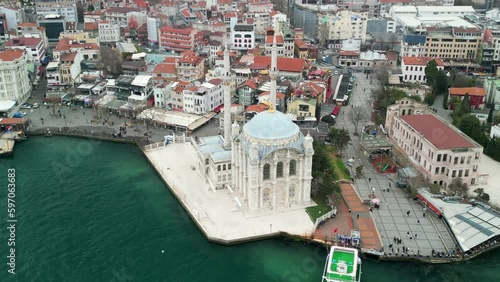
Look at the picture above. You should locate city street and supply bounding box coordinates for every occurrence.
[332,73,456,256]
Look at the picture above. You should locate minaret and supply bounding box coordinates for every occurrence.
[223,37,232,150]
[269,33,278,110]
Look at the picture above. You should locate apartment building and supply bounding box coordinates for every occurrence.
[169,80,189,111]
[482,28,500,74]
[386,99,484,188]
[483,77,500,110]
[176,52,205,82]
[336,0,380,17]
[59,30,99,44]
[231,24,255,51]
[400,34,426,58]
[183,79,223,115]
[159,25,197,53]
[104,7,147,28]
[98,20,120,44]
[318,10,368,44]
[0,5,24,35]
[17,22,49,49]
[401,57,444,84]
[5,37,45,63]
[35,1,78,23]
[425,27,482,63]
[53,38,100,61]
[59,52,82,86]
[0,49,30,106]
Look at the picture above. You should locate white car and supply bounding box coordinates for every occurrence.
[20,104,31,109]
[32,102,40,108]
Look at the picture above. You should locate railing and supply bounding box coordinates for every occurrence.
[144,141,165,151]
[314,207,338,229]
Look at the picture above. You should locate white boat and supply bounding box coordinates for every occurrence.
[322,246,362,282]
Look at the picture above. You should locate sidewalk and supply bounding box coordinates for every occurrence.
[332,73,456,257]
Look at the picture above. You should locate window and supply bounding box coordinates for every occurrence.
[205,158,209,165]
[437,154,441,162]
[454,157,458,164]
[217,165,221,171]
[435,167,439,175]
[460,157,465,164]
[289,160,297,176]
[223,164,226,171]
[263,164,270,180]
[443,154,447,162]
[465,169,469,177]
[276,162,284,178]
[452,170,456,177]
[228,164,231,170]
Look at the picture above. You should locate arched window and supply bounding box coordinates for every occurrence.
[217,165,221,171]
[289,160,297,176]
[263,164,270,180]
[276,162,284,178]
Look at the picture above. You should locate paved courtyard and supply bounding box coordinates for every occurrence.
[145,142,315,243]
[332,73,457,256]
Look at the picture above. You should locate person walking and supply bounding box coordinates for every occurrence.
[368,177,371,182]
[407,210,410,217]
[415,234,417,239]
[356,214,360,220]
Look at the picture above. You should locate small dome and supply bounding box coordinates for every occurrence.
[243,110,300,140]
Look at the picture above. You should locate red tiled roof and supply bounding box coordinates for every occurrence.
[265,35,284,44]
[0,49,24,61]
[6,37,42,47]
[105,7,143,13]
[0,118,26,125]
[252,56,306,73]
[178,52,204,64]
[17,22,37,27]
[209,78,222,85]
[402,57,444,66]
[224,11,237,18]
[153,63,176,75]
[339,50,359,56]
[295,39,308,49]
[217,0,231,4]
[259,91,285,99]
[60,52,77,62]
[238,79,258,89]
[84,22,99,31]
[400,115,475,149]
[246,104,269,113]
[449,87,486,97]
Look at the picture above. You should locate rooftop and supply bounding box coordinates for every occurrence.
[5,37,42,47]
[402,57,444,66]
[0,49,25,61]
[400,114,476,150]
[449,87,486,97]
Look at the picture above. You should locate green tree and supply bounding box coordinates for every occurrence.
[448,178,468,196]
[457,114,485,143]
[442,92,449,109]
[460,94,471,115]
[485,137,500,162]
[436,71,449,94]
[425,59,439,86]
[493,114,500,125]
[424,89,436,106]
[487,105,494,124]
[328,128,351,156]
[87,4,95,12]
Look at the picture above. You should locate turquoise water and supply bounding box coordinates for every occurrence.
[0,137,498,282]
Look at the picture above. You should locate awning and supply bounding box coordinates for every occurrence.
[213,104,224,113]
[332,105,340,116]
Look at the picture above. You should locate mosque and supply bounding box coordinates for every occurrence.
[194,36,314,213]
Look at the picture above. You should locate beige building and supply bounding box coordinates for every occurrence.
[176,52,205,82]
[59,30,99,44]
[318,10,368,44]
[425,27,482,63]
[386,99,485,188]
[0,49,30,107]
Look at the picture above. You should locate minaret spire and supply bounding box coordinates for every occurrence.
[223,34,232,150]
[269,32,278,112]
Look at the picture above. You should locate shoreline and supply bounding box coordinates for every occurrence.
[21,132,500,263]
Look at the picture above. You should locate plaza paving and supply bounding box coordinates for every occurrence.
[331,73,457,256]
[144,142,315,243]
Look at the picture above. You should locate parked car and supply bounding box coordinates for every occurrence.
[20,104,32,109]
[32,102,40,108]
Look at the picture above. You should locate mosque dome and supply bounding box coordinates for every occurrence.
[243,110,300,140]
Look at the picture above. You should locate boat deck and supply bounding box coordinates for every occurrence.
[0,138,15,156]
[325,247,358,282]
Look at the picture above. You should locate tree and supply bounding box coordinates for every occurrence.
[493,114,500,125]
[448,178,468,196]
[473,188,490,202]
[347,106,369,134]
[435,71,449,94]
[430,183,441,194]
[99,46,123,76]
[457,114,486,145]
[460,94,471,115]
[487,105,494,124]
[328,128,351,156]
[425,59,439,86]
[485,137,500,162]
[128,17,140,30]
[442,91,449,109]
[87,4,95,12]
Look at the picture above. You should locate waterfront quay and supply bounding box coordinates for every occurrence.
[143,141,315,244]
